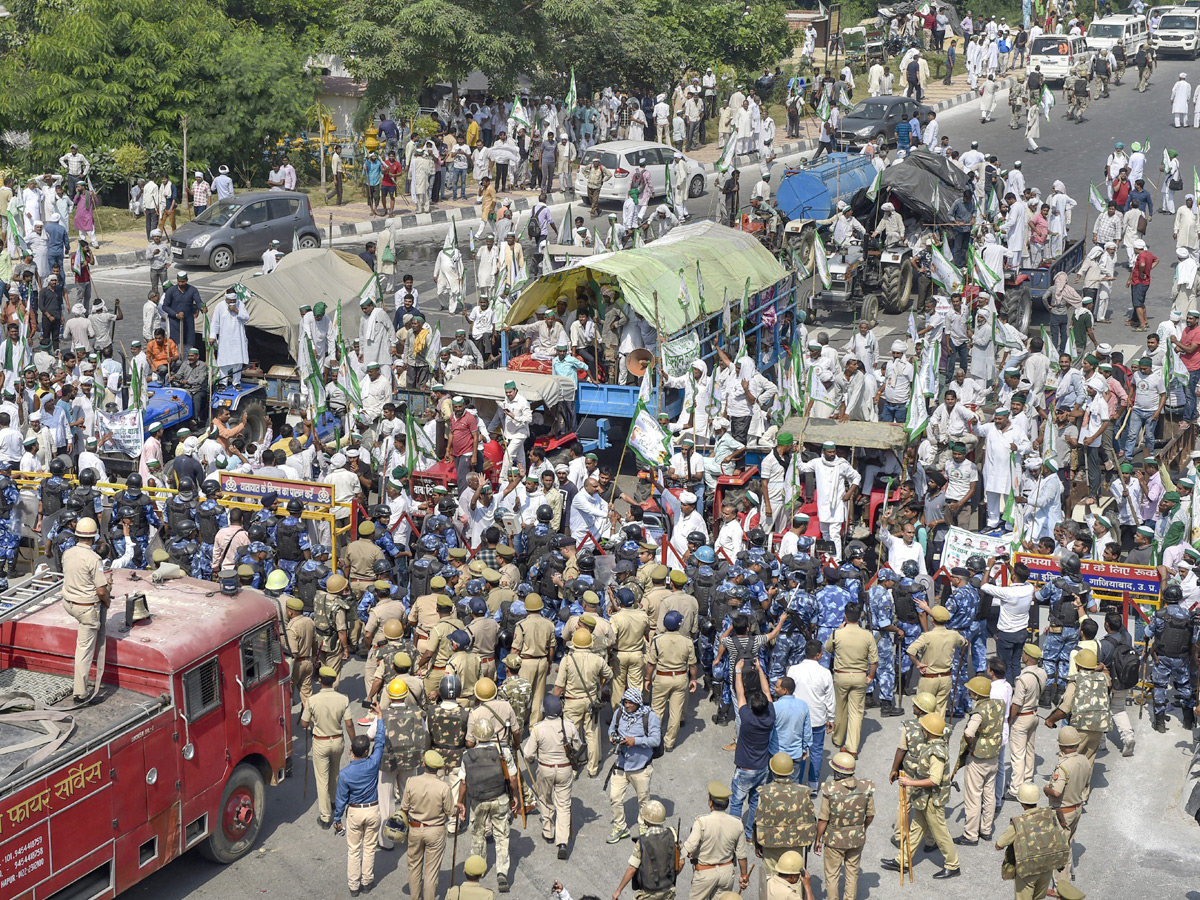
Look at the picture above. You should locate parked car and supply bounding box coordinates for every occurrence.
[1026,34,1095,82]
[573,141,706,203]
[835,97,934,148]
[170,190,322,272]
[1152,7,1200,56]
[1087,13,1150,53]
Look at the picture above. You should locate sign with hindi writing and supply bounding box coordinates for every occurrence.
[1014,553,1161,596]
[97,409,143,458]
[940,526,1014,570]
[218,472,334,506]
[661,332,701,380]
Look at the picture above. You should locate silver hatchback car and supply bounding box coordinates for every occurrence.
[169,190,322,271]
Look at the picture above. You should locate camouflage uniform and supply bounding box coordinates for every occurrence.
[1066,69,1090,121]
[818,777,875,900]
[961,696,1005,841]
[754,777,816,874]
[995,806,1072,900]
[314,589,352,680]
[867,584,897,704]
[894,740,957,872]
[1009,80,1027,128]
[381,701,429,849]
[1055,670,1112,778]
[497,667,534,732]
[428,701,470,833]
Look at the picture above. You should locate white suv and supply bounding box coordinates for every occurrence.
[573,141,707,203]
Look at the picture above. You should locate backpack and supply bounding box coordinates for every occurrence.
[1103,633,1140,690]
[644,709,665,760]
[527,207,543,241]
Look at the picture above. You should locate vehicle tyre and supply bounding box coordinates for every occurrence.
[298,233,320,250]
[1004,282,1033,334]
[688,174,705,198]
[787,225,817,272]
[861,294,880,327]
[879,258,915,313]
[209,246,235,273]
[199,763,265,864]
[238,400,269,446]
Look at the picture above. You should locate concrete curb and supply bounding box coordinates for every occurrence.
[94,79,1013,267]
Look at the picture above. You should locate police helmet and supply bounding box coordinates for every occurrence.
[615,558,636,575]
[438,498,457,516]
[1163,583,1183,603]
[126,473,143,491]
[117,504,137,520]
[373,559,391,576]
[288,498,304,515]
[698,616,716,636]
[966,554,987,574]
[687,530,706,546]
[557,604,572,623]
[438,674,463,700]
[623,523,644,542]
[247,524,267,543]
[78,469,97,487]
[695,546,716,564]
[201,478,221,495]
[176,476,195,499]
[177,520,198,538]
[845,540,867,560]
[747,527,767,547]
[1059,552,1081,577]
[536,504,553,523]
[49,458,67,477]
[901,560,919,578]
[577,552,595,573]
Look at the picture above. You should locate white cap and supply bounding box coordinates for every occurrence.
[1134,238,1146,250]
[881,202,895,211]
[48,213,60,223]
[890,339,906,353]
[194,170,204,177]
[150,228,162,237]
[330,452,347,468]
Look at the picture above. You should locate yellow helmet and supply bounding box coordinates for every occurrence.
[913,691,938,714]
[777,850,804,875]
[386,677,408,700]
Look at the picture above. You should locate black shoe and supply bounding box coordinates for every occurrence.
[557,844,569,860]
[879,858,902,872]
[318,817,332,829]
[1154,713,1168,733]
[865,694,880,709]
[881,702,904,717]
[953,836,978,846]
[933,868,960,879]
[497,874,510,893]
[890,836,901,848]
[981,830,993,841]
[1183,707,1196,730]
[360,883,374,894]
[349,890,360,897]
[1039,689,1053,710]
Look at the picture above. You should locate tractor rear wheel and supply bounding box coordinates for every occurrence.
[880,259,915,313]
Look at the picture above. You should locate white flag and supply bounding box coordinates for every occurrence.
[813,231,832,289]
[1088,181,1106,212]
[931,244,963,293]
[904,361,929,440]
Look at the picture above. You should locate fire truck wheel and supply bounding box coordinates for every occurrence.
[200,764,266,864]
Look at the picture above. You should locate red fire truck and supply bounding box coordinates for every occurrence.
[0,570,292,900]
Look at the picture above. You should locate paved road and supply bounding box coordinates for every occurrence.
[104,60,1200,900]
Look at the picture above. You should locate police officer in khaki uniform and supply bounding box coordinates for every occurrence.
[512,593,555,724]
[681,781,751,900]
[371,651,426,710]
[657,570,700,636]
[645,610,698,751]
[956,675,1005,845]
[611,799,680,900]
[880,712,959,879]
[486,572,517,615]
[1007,643,1046,794]
[635,542,659,592]
[995,783,1061,900]
[363,617,412,701]
[457,718,518,893]
[1044,647,1111,771]
[611,586,650,707]
[409,574,449,652]
[554,629,613,776]
[300,666,354,828]
[764,850,811,900]
[446,854,495,900]
[907,606,968,718]
[564,593,615,655]
[1043,725,1092,882]
[468,677,521,759]
[362,589,407,649]
[285,596,316,710]
[642,565,673,638]
[314,573,352,680]
[522,695,581,859]
[888,690,938,843]
[447,629,483,704]
[420,595,465,698]
[815,752,874,900]
[824,602,878,756]
[400,749,455,900]
[466,597,501,681]
[344,521,385,649]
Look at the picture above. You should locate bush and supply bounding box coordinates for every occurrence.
[113,143,148,181]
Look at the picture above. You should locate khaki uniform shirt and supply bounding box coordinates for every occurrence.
[612,607,650,651]
[512,614,555,659]
[555,647,612,699]
[365,599,407,636]
[642,586,672,632]
[467,617,500,658]
[302,687,350,738]
[824,623,879,672]
[486,587,516,615]
[345,538,385,583]
[647,632,697,673]
[907,625,968,673]
[682,810,751,865]
[409,594,440,637]
[427,615,466,668]
[765,875,804,900]
[61,544,104,604]
[657,591,700,637]
[563,556,580,582]
[636,561,658,592]
[522,716,580,765]
[286,614,316,659]
[399,771,454,825]
[1049,752,1092,808]
[447,649,482,696]
[563,612,615,651]
[468,698,519,744]
[1012,665,1046,714]
[444,883,494,900]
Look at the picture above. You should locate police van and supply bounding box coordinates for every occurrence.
[1152,7,1200,57]
[1087,13,1150,53]
[1026,34,1094,83]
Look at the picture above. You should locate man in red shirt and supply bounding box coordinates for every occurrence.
[381,151,403,216]
[1171,309,1200,426]
[1111,170,1131,211]
[1125,238,1157,331]
[445,395,481,489]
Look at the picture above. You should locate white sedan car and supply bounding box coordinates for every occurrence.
[573,141,707,203]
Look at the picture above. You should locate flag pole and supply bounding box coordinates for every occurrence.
[653,289,663,416]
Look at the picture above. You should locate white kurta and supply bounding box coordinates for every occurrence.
[1172,79,1191,114]
[210,301,250,368]
[360,306,394,368]
[434,249,465,299]
[976,421,1028,494]
[798,456,861,524]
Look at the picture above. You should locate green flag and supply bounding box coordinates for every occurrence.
[813,231,832,289]
[564,67,577,109]
[304,334,326,415]
[510,93,530,132]
[716,131,738,173]
[626,399,672,466]
[866,167,883,202]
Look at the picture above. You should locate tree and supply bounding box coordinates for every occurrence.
[0,0,229,162]
[331,0,532,110]
[191,26,317,186]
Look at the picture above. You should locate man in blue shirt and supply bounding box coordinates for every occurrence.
[334,704,385,897]
[730,655,776,841]
[768,675,812,778]
[606,687,661,843]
